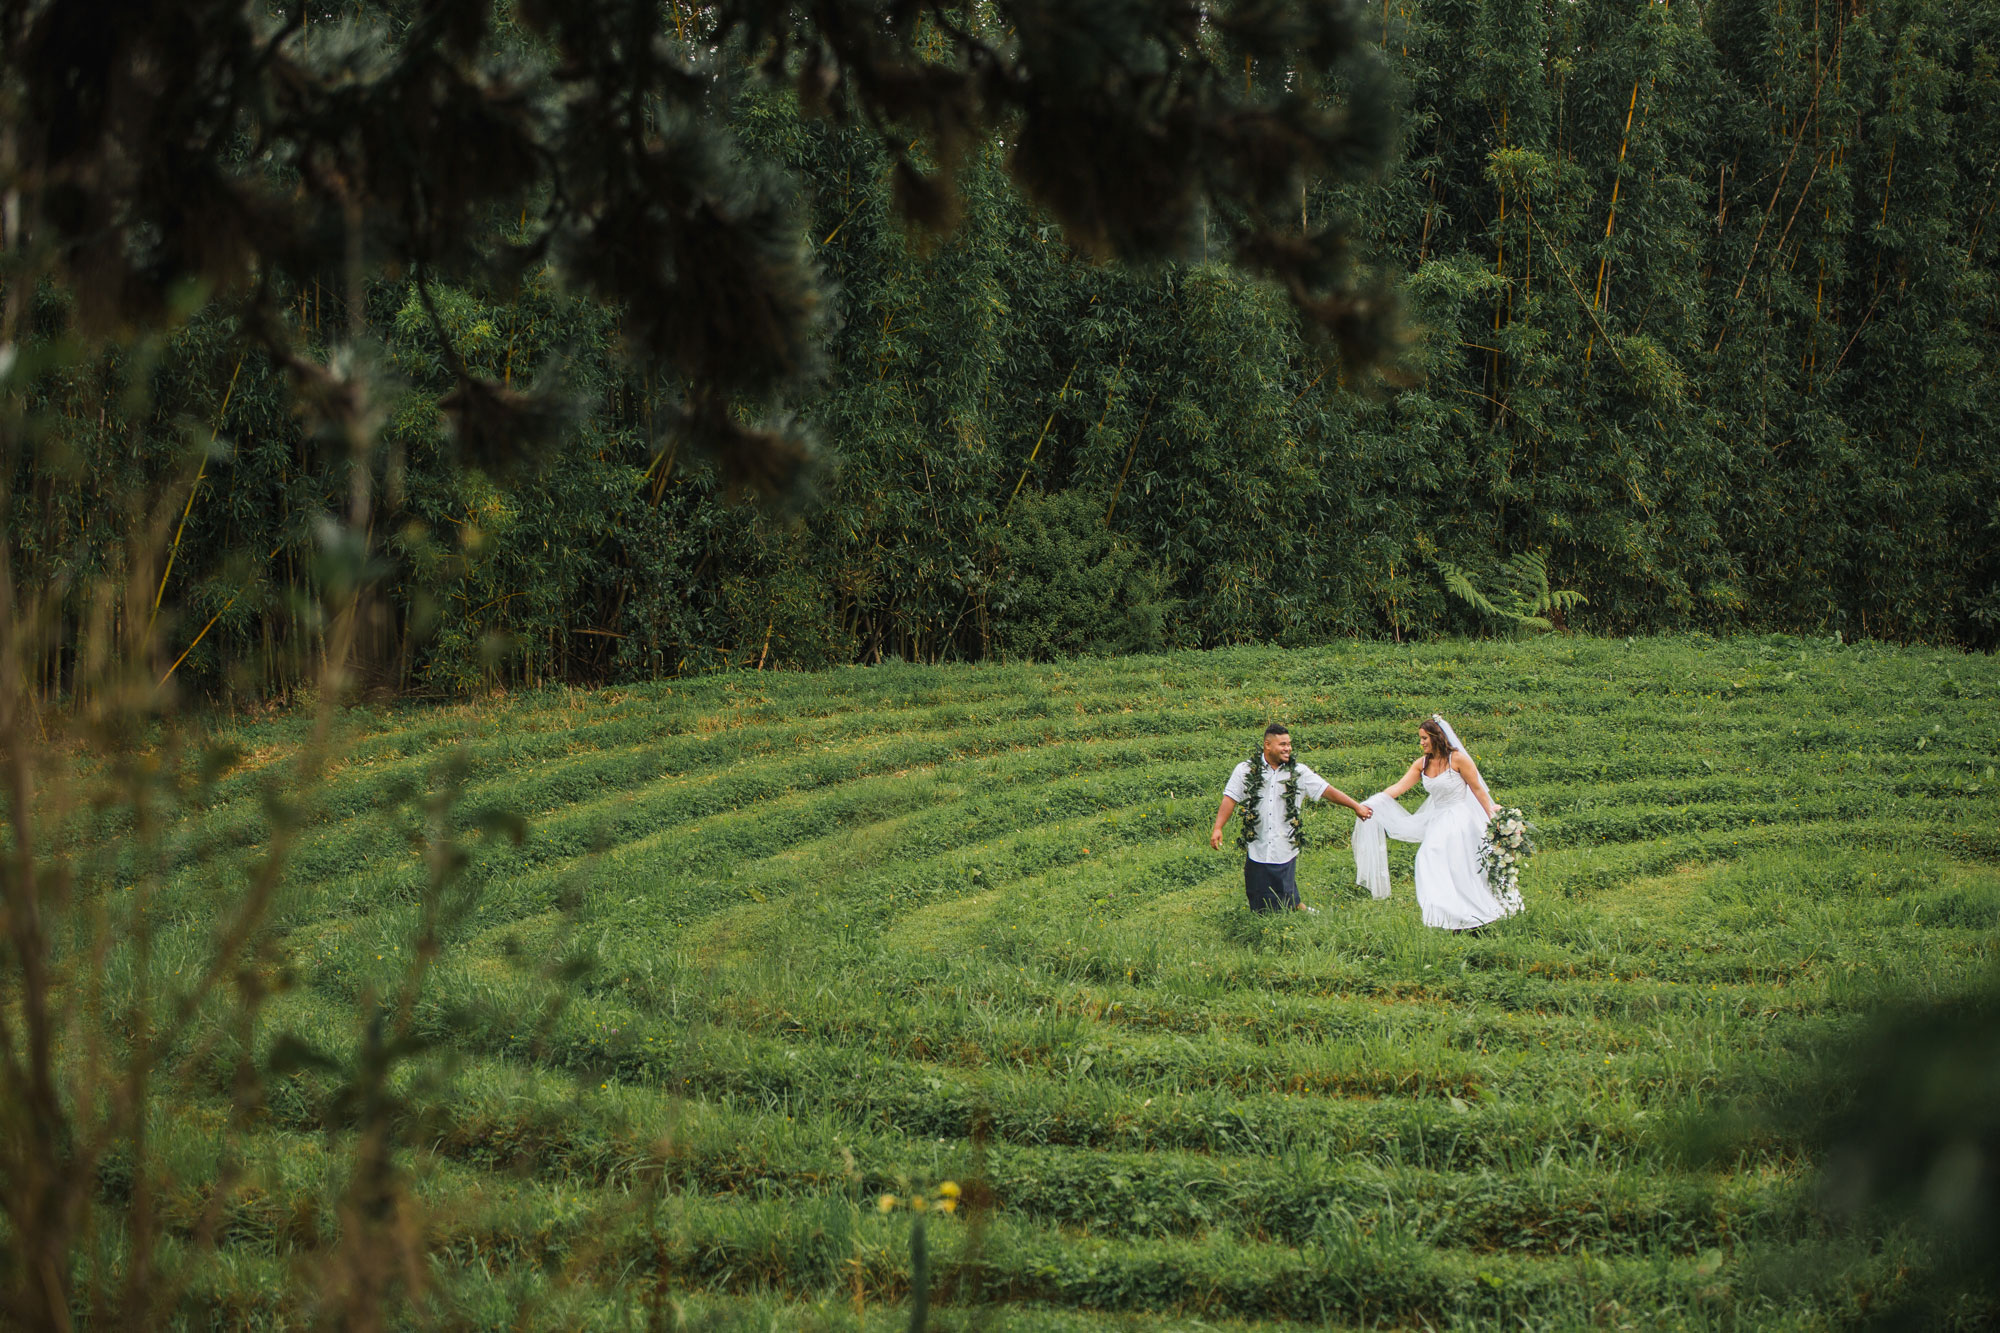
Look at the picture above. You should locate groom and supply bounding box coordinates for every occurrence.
[1211,724,1373,913]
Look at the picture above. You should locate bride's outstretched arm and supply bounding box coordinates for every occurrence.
[1452,752,1498,818]
[1381,758,1423,800]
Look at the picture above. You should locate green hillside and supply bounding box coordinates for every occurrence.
[137,636,1998,1328]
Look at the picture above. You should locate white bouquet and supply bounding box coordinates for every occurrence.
[1477,806,1534,914]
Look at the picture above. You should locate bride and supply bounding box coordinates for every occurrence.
[1352,715,1521,931]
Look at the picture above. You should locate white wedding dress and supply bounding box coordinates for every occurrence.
[1352,766,1521,929]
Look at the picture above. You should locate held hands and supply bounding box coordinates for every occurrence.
[1213,795,1370,843]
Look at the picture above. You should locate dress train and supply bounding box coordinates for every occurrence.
[1351,768,1519,929]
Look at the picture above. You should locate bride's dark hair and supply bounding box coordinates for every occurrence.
[1419,717,1455,765]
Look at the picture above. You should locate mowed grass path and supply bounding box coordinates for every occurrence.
[147,636,1998,1329]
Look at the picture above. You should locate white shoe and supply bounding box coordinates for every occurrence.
[1298,905,1320,915]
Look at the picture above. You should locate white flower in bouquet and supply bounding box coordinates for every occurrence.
[1478,806,1536,915]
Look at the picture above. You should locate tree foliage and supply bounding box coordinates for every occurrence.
[2,3,1402,1323]
[6,0,1999,704]
[3,0,1403,695]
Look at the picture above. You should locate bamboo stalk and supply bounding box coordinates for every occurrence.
[1535,227,1629,371]
[1965,166,1997,260]
[1878,134,1896,226]
[1821,279,1882,386]
[151,354,245,623]
[1103,390,1158,526]
[1768,149,1827,271]
[156,542,283,691]
[1492,108,1508,399]
[1585,18,1659,368]
[819,196,869,247]
[1809,144,1843,368]
[1712,76,1824,355]
[640,435,681,503]
[157,596,238,689]
[876,307,897,379]
[1807,252,1826,373]
[1591,79,1643,312]
[1091,353,1128,438]
[1006,360,1078,511]
[1416,171,1439,264]
[1286,369,1327,407]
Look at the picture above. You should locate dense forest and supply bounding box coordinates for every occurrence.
[11,0,1998,700]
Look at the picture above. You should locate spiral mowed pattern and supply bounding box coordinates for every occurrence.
[163,638,1997,1328]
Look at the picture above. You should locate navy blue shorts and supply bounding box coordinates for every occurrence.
[1244,857,1300,913]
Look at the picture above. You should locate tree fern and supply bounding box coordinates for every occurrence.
[1434,551,1586,634]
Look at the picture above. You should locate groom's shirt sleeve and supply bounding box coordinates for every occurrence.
[1222,761,1253,803]
[1298,765,1331,803]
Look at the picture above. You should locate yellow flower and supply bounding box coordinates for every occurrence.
[938,1181,961,1200]
[912,1196,928,1212]
[877,1194,898,1214]
[939,1198,958,1214]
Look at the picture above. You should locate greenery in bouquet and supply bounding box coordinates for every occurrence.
[1479,806,1535,912]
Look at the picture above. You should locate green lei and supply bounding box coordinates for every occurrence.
[1236,749,1307,853]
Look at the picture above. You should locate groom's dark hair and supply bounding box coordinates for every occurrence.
[1264,723,1289,737]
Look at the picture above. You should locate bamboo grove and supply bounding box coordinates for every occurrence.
[7,0,1997,701]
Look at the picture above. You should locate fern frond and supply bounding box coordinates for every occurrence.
[1505,550,1550,590]
[1435,560,1507,619]
[1436,549,1585,632]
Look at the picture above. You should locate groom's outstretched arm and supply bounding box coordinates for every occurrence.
[1210,796,1238,849]
[1301,767,1371,819]
[1321,787,1373,819]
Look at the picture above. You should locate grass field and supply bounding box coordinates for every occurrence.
[118,635,1999,1329]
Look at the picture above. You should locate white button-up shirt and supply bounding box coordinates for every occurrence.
[1224,758,1331,865]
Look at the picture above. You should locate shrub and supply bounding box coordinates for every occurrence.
[991,493,1169,661]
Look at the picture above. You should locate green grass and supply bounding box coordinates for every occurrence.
[122,635,2000,1327]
